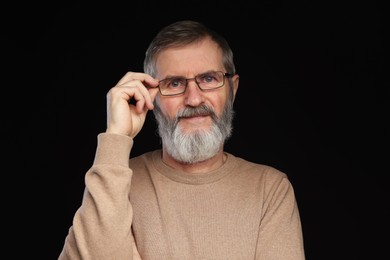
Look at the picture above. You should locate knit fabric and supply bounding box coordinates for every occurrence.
[59,133,305,260]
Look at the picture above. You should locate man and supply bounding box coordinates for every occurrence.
[59,20,305,259]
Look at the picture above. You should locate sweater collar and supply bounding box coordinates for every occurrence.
[151,150,238,185]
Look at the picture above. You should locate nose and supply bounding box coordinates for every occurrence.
[184,79,204,106]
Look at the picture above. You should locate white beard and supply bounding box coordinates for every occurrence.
[163,122,224,164]
[153,103,234,164]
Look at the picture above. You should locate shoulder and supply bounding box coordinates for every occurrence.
[225,154,296,202]
[227,153,291,191]
[229,153,287,179]
[128,150,164,182]
[128,150,158,171]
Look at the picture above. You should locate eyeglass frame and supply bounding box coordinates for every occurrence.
[152,71,234,96]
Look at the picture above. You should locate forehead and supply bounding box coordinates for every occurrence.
[155,38,223,78]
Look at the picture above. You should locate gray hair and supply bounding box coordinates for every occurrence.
[143,20,236,101]
[144,20,236,99]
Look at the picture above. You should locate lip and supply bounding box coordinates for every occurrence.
[180,115,210,124]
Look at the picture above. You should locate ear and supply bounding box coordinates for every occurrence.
[231,74,239,102]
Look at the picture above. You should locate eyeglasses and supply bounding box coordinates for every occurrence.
[156,71,233,96]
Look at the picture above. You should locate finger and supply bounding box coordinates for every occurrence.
[116,72,159,109]
[116,71,158,87]
[148,87,160,105]
[118,80,156,111]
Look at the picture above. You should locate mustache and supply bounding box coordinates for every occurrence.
[177,105,216,118]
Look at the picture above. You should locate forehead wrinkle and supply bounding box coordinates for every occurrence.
[155,39,223,79]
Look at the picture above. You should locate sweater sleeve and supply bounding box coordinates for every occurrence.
[255,171,305,260]
[58,133,142,260]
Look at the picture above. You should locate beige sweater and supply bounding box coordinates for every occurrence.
[59,133,305,260]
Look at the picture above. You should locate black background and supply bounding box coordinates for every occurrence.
[4,1,389,259]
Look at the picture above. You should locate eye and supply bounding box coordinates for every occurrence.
[198,72,217,84]
[160,77,186,89]
[164,78,186,88]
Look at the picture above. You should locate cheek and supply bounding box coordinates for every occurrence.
[211,93,229,116]
[156,98,180,118]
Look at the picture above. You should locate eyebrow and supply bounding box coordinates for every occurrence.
[161,75,186,80]
[161,70,218,80]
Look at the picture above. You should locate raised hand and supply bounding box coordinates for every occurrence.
[106,72,159,138]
